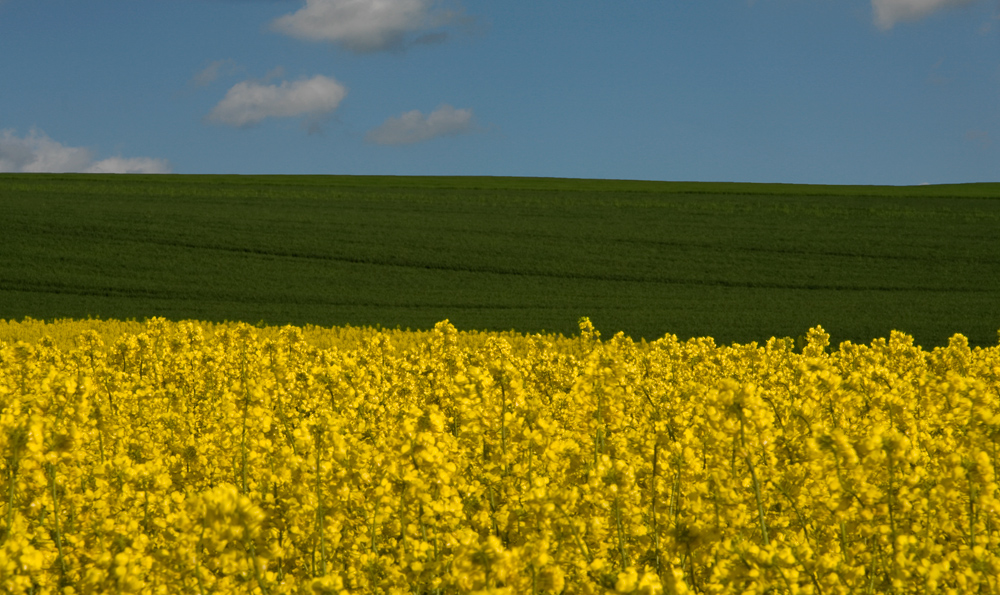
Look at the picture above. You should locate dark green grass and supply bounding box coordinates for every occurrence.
[2,173,998,347]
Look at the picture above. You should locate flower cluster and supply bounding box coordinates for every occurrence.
[0,318,998,594]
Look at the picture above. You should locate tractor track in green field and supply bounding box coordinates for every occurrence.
[3,235,992,295]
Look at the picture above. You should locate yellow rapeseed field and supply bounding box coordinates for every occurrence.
[1,317,999,594]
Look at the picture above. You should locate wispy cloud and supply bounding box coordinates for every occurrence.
[271,0,465,53]
[978,10,1000,33]
[873,0,982,30]
[366,104,475,145]
[206,74,347,128]
[965,129,991,148]
[191,59,240,87]
[926,58,952,86]
[0,129,170,173]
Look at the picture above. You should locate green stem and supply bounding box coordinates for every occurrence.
[499,367,507,471]
[3,426,26,543]
[419,502,429,548]
[527,444,533,488]
[740,417,769,547]
[970,479,978,548]
[195,527,207,595]
[143,484,150,533]
[247,540,270,595]
[557,504,592,563]
[887,457,898,564]
[614,496,628,570]
[488,483,500,540]
[840,520,849,565]
[47,463,68,580]
[773,482,810,542]
[669,465,681,535]
[3,476,15,543]
[370,503,378,555]
[315,429,327,576]
[651,441,660,576]
[240,389,250,496]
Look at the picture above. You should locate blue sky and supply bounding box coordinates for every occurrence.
[1,0,997,184]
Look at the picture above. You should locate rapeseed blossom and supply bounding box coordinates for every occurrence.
[0,318,998,593]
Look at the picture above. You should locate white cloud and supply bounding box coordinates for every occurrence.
[873,0,982,29]
[0,129,170,173]
[0,129,91,172]
[86,156,172,174]
[366,104,475,145]
[206,74,347,128]
[271,0,463,53]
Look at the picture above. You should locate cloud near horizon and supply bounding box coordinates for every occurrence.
[366,104,475,145]
[873,0,982,29]
[206,74,347,128]
[271,0,464,53]
[0,129,171,173]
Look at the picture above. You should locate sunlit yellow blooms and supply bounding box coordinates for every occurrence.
[0,318,999,593]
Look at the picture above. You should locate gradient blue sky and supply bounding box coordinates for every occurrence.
[1,0,997,184]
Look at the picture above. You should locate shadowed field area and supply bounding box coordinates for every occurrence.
[1,174,998,346]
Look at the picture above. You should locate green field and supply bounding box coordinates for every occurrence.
[1,173,998,347]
